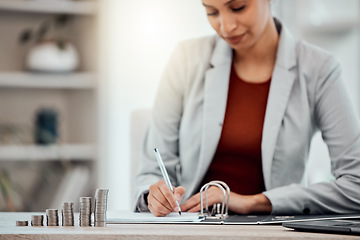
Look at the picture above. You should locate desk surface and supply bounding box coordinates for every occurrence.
[0,212,358,240]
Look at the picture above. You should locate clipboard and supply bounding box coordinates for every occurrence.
[107,180,360,225]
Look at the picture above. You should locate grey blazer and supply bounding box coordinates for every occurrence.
[134,19,360,214]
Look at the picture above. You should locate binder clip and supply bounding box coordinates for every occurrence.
[199,180,230,219]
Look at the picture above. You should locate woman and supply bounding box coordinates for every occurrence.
[134,0,360,217]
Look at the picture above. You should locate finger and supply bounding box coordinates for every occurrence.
[148,202,168,217]
[158,183,179,212]
[188,196,220,213]
[148,190,173,212]
[181,192,201,211]
[185,192,209,213]
[174,186,185,201]
[182,188,222,212]
[188,203,202,213]
[148,194,172,216]
[148,184,173,212]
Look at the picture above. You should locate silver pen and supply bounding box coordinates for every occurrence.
[153,148,182,215]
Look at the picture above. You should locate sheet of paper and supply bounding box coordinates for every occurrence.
[107,211,204,223]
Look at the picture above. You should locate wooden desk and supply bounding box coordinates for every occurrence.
[0,212,358,240]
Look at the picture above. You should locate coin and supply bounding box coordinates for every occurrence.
[94,221,106,227]
[94,188,109,227]
[46,209,59,226]
[31,215,44,226]
[62,202,74,226]
[79,197,92,227]
[16,220,28,226]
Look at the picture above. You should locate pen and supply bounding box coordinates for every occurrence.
[153,148,182,215]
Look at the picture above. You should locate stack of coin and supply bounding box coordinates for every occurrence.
[31,215,44,226]
[16,220,28,226]
[94,188,109,227]
[46,209,59,226]
[79,197,92,227]
[62,202,74,226]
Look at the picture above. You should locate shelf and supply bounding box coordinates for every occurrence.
[0,144,95,161]
[0,0,97,15]
[0,72,96,89]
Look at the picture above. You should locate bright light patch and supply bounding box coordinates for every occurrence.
[143,16,161,40]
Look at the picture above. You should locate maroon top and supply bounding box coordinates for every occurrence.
[200,64,271,195]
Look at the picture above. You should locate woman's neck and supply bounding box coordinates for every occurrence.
[232,18,279,83]
[234,18,279,65]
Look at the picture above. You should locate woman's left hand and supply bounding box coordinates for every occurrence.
[180,186,224,213]
[180,187,272,214]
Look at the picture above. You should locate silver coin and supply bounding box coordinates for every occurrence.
[62,211,74,226]
[94,221,106,227]
[46,209,59,226]
[93,189,109,227]
[31,215,44,226]
[16,220,28,226]
[80,197,92,201]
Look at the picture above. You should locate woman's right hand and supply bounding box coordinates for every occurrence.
[147,180,185,217]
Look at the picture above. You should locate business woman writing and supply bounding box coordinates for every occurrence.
[134,0,360,217]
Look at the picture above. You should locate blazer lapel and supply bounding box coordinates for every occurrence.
[192,37,233,190]
[262,21,297,190]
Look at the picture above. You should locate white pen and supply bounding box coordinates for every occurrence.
[153,148,182,215]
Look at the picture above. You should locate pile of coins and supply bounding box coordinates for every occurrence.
[31,215,44,226]
[62,202,74,226]
[16,188,109,227]
[94,188,109,227]
[46,209,59,226]
[16,221,28,226]
[79,197,92,227]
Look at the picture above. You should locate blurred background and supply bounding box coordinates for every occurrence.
[0,0,359,212]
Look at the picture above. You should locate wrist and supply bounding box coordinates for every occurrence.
[250,193,272,213]
[228,192,272,214]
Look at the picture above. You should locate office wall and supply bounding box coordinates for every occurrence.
[98,0,214,210]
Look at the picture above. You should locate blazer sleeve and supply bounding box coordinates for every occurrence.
[263,56,360,215]
[132,43,186,211]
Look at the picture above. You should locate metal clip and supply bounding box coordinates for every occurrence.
[199,180,230,219]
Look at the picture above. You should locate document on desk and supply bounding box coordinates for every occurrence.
[107,211,204,224]
[108,212,360,225]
